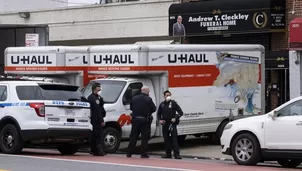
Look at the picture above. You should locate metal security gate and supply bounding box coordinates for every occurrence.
[188,33,270,50]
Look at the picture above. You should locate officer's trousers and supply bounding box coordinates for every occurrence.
[91,124,104,153]
[127,117,149,155]
[162,123,180,156]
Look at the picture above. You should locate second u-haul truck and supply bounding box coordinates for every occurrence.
[4,44,265,153]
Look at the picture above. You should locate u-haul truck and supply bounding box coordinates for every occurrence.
[4,46,93,87]
[81,44,265,153]
[4,44,265,153]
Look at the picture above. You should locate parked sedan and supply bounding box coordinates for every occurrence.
[221,96,302,168]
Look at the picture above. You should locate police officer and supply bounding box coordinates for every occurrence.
[127,86,156,158]
[87,82,106,156]
[157,90,183,159]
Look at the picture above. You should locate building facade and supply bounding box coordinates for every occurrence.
[0,0,301,112]
[0,0,174,44]
[0,0,68,13]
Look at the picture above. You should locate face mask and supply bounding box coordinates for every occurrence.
[97,90,102,96]
[165,96,171,101]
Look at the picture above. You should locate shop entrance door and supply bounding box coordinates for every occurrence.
[265,51,289,113]
[265,69,289,113]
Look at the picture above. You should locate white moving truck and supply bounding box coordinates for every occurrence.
[4,44,265,153]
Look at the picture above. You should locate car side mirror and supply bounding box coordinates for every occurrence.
[269,110,277,120]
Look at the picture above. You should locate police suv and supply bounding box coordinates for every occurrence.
[0,76,92,155]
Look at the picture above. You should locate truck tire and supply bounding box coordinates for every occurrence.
[277,159,302,168]
[0,124,24,154]
[212,120,229,145]
[57,144,79,155]
[231,133,261,166]
[103,127,121,153]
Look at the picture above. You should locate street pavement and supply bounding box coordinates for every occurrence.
[0,149,300,171]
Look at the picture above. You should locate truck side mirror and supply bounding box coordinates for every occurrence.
[81,96,88,102]
[125,104,130,110]
[123,98,131,105]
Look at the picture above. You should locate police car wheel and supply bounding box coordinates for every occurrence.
[103,127,121,153]
[0,124,24,154]
[57,144,79,155]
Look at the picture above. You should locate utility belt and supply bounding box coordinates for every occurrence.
[163,118,179,125]
[133,115,153,123]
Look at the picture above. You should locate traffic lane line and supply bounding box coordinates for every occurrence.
[0,153,197,171]
[0,169,10,171]
[0,152,297,171]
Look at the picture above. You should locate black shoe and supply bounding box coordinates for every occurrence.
[141,155,150,158]
[174,155,182,159]
[161,154,172,158]
[126,154,132,158]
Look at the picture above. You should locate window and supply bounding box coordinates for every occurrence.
[81,80,126,104]
[276,100,302,117]
[122,82,143,105]
[0,85,7,101]
[16,84,83,101]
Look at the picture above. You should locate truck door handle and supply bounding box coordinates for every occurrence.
[296,121,302,125]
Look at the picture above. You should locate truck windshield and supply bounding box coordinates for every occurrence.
[15,84,84,101]
[81,80,126,104]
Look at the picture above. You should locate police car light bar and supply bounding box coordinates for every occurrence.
[0,74,56,82]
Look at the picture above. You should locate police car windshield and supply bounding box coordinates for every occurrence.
[15,84,83,101]
[81,80,126,104]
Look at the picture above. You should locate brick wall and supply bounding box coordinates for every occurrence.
[272,0,302,51]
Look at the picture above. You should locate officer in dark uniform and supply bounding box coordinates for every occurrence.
[127,86,156,158]
[157,90,183,159]
[87,82,106,156]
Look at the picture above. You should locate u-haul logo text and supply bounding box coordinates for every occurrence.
[11,55,52,65]
[168,53,209,63]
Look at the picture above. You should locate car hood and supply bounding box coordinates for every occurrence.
[231,114,268,125]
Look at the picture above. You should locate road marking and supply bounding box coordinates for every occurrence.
[0,169,10,171]
[0,154,201,171]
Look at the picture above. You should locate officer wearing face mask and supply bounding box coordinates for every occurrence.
[157,90,183,159]
[87,82,106,156]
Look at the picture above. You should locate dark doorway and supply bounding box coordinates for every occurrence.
[265,51,289,113]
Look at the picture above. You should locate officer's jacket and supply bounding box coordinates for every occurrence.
[157,100,183,124]
[87,93,106,124]
[130,93,156,118]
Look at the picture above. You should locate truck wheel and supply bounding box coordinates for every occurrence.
[212,120,229,145]
[231,133,261,166]
[103,127,121,153]
[0,124,24,154]
[57,144,79,155]
[277,159,302,168]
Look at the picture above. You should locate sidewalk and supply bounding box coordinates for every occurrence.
[118,136,233,161]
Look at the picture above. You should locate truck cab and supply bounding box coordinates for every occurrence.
[81,76,161,153]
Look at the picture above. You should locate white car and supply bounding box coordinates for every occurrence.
[221,96,302,168]
[0,77,92,155]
